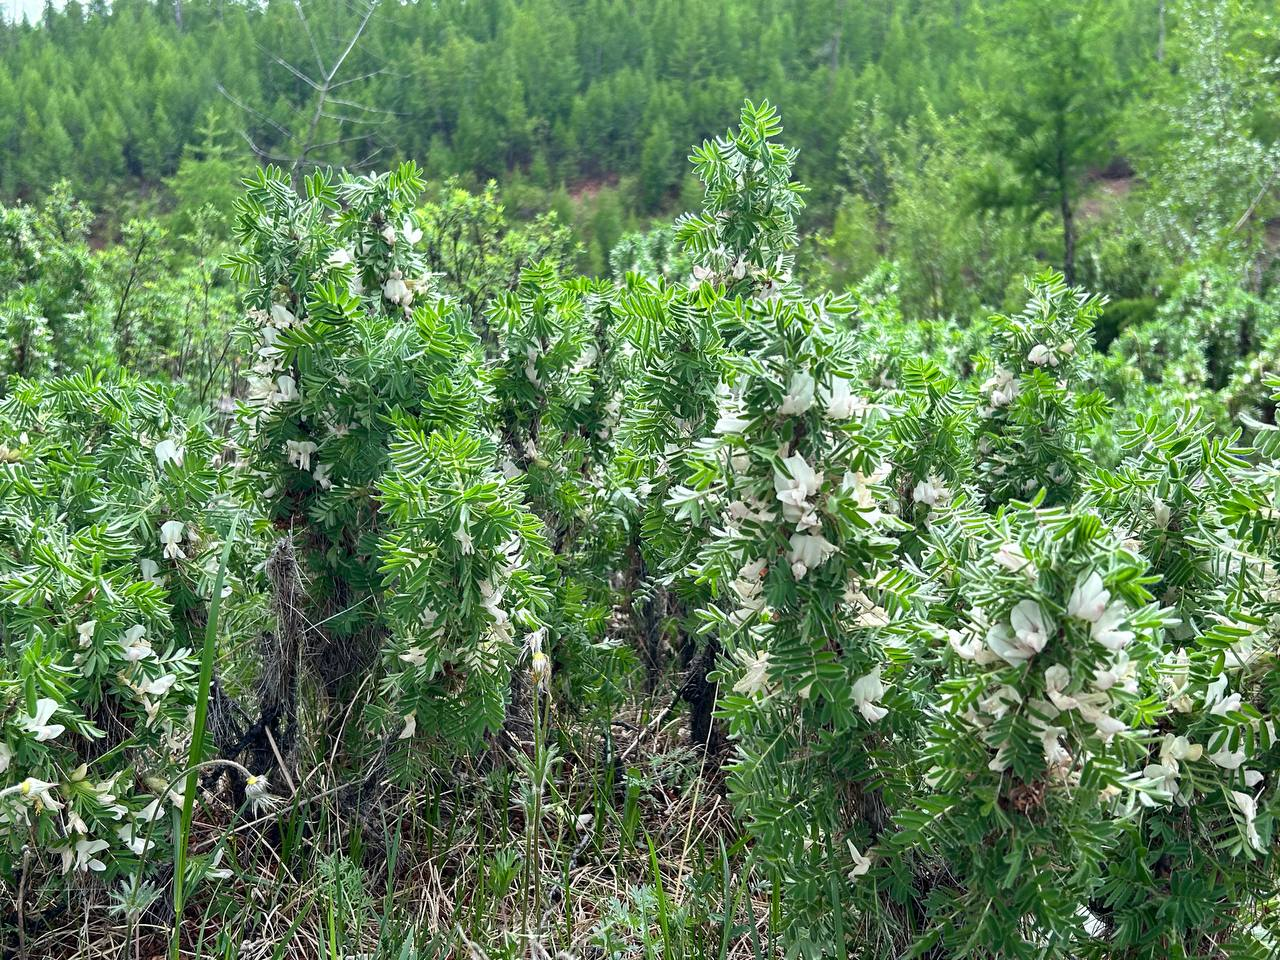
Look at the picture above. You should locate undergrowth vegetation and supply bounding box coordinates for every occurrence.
[1,92,1279,960]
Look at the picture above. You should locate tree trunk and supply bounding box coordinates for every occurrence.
[1156,0,1166,63]
[1059,149,1076,285]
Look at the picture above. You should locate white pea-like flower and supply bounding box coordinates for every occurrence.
[383,269,411,305]
[22,698,66,742]
[850,666,888,723]
[1067,572,1110,623]
[778,371,815,416]
[286,440,318,471]
[154,438,183,468]
[1027,343,1058,367]
[733,649,772,697]
[270,304,296,328]
[160,520,186,560]
[912,474,950,508]
[820,376,866,420]
[120,625,153,662]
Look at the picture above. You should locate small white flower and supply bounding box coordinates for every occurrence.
[773,454,823,526]
[76,620,97,647]
[788,532,837,579]
[1208,748,1246,770]
[383,269,412,305]
[381,223,397,245]
[137,674,176,698]
[140,558,162,585]
[160,520,186,560]
[154,438,183,468]
[1011,600,1052,654]
[846,840,872,880]
[778,371,816,416]
[275,375,298,404]
[1067,572,1110,623]
[985,624,1031,665]
[454,522,474,555]
[850,666,888,723]
[117,822,153,856]
[1209,691,1241,716]
[22,698,66,742]
[285,440,318,471]
[713,403,752,435]
[912,475,950,508]
[120,625,153,662]
[401,218,423,245]
[993,542,1035,577]
[1229,790,1264,852]
[1027,344,1058,367]
[0,743,11,774]
[820,377,866,420]
[57,838,109,874]
[313,462,333,490]
[1091,604,1133,651]
[399,647,428,667]
[327,248,353,267]
[18,777,63,810]
[270,304,296,328]
[398,712,417,740]
[1152,497,1172,530]
[733,649,772,697]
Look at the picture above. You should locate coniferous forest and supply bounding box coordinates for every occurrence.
[2,1,1280,957]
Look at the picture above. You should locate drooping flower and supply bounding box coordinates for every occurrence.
[912,475,950,508]
[820,377,865,420]
[56,838,109,874]
[788,532,837,580]
[850,666,888,723]
[137,674,176,698]
[1027,344,1058,367]
[154,438,183,468]
[274,375,298,404]
[76,620,96,647]
[383,269,412,305]
[846,841,872,880]
[1208,747,1246,770]
[733,649,772,697]
[1067,572,1109,623]
[398,712,417,740]
[773,454,823,526]
[270,304,296,328]
[18,778,63,811]
[120,625,153,662]
[1229,790,1264,852]
[21,698,65,742]
[401,217,423,245]
[993,542,1036,578]
[778,371,816,416]
[285,440,318,471]
[160,520,186,560]
[117,822,153,856]
[1091,604,1134,651]
[1152,497,1172,530]
[1011,601,1052,655]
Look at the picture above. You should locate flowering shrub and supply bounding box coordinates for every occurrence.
[2,100,1278,959]
[0,372,237,882]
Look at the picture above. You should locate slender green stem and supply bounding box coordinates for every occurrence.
[170,516,238,960]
